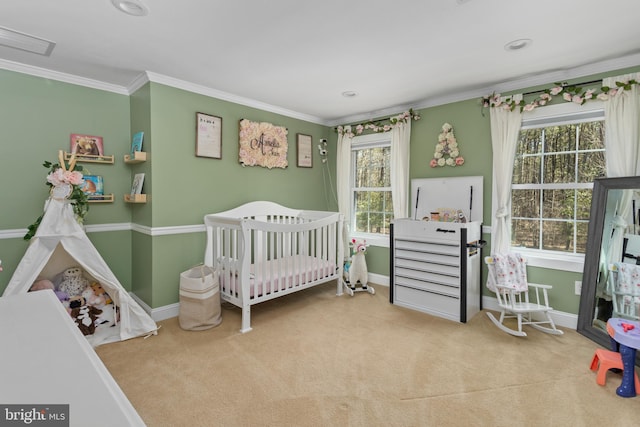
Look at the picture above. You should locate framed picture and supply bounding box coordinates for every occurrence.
[296,134,313,168]
[70,134,104,157]
[196,112,222,159]
[131,173,145,196]
[82,175,104,196]
[238,119,288,169]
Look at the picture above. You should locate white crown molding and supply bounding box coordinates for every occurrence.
[327,52,640,126]
[3,52,639,130]
[0,58,129,95]
[143,71,328,125]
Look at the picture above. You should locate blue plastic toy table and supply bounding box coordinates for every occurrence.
[607,318,640,397]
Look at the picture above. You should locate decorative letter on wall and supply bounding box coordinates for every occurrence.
[238,119,288,169]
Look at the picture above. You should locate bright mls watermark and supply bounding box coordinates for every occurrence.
[0,405,68,426]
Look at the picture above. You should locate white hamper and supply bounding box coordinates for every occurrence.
[179,265,222,330]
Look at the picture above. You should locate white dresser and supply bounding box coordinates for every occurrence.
[390,176,484,323]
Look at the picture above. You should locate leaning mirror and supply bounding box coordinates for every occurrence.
[577,176,640,361]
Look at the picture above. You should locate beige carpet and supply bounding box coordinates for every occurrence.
[97,283,640,427]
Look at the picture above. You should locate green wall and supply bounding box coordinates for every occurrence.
[2,65,639,316]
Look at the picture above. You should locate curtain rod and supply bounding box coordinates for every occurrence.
[521,78,603,97]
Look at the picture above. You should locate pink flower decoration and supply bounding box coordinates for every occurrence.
[455,157,465,166]
[550,86,563,95]
[563,93,572,101]
[430,159,438,168]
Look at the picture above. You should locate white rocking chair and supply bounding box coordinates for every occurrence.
[485,253,563,337]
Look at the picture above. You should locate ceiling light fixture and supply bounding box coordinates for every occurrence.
[0,26,55,56]
[504,38,532,51]
[111,0,149,16]
[342,91,358,98]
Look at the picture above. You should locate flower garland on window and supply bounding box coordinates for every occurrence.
[430,123,464,167]
[481,78,639,113]
[336,109,421,138]
[24,151,89,241]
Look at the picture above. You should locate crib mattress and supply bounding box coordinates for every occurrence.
[219,254,336,298]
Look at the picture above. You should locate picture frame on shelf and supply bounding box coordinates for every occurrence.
[70,134,104,157]
[196,112,222,159]
[131,173,145,196]
[296,133,313,168]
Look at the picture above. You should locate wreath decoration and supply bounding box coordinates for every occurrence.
[430,123,464,167]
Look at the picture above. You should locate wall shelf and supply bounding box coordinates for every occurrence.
[124,194,147,203]
[64,152,114,164]
[124,151,147,163]
[88,194,114,203]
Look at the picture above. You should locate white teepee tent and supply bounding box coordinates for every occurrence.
[3,197,158,347]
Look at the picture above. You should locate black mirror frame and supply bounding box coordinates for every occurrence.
[577,176,640,355]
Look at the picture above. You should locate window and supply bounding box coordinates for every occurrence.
[351,134,393,238]
[511,105,606,257]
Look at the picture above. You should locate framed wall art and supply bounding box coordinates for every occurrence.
[238,119,288,169]
[296,133,313,168]
[196,112,222,159]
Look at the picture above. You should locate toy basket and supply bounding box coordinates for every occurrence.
[179,264,222,331]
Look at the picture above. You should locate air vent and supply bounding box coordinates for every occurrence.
[0,26,55,56]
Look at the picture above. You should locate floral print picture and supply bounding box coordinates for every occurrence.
[430,123,464,167]
[238,119,288,169]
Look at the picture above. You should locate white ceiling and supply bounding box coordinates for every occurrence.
[1,0,640,125]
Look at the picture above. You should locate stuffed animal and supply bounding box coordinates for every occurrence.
[348,238,369,290]
[58,266,89,297]
[71,304,102,336]
[29,278,55,292]
[82,285,106,309]
[68,295,86,310]
[90,282,112,305]
[95,304,117,329]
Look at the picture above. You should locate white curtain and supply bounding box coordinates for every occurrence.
[336,127,353,258]
[390,121,411,219]
[603,73,640,265]
[489,95,523,254]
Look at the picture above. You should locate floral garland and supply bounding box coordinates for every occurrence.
[481,79,639,113]
[24,151,89,241]
[430,123,464,167]
[336,109,421,138]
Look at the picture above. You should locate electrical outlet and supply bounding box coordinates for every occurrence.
[575,280,582,295]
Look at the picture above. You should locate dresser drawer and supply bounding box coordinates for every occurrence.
[394,249,459,267]
[394,285,460,320]
[394,275,460,296]
[395,265,460,287]
[394,257,459,277]
[395,240,459,256]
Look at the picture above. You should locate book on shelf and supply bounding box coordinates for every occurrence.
[131,131,144,157]
[131,173,145,196]
[82,175,104,196]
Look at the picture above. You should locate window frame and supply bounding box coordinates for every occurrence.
[350,133,392,247]
[495,101,605,272]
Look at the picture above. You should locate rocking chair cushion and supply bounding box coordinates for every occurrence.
[490,252,528,293]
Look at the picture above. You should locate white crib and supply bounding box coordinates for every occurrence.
[204,201,345,332]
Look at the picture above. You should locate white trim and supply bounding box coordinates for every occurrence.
[140,279,578,329]
[328,52,640,126]
[129,292,180,322]
[144,71,326,125]
[0,58,129,95]
[84,222,131,233]
[3,50,638,127]
[0,222,207,239]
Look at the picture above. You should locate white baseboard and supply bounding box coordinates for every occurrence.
[131,278,578,330]
[129,292,179,322]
